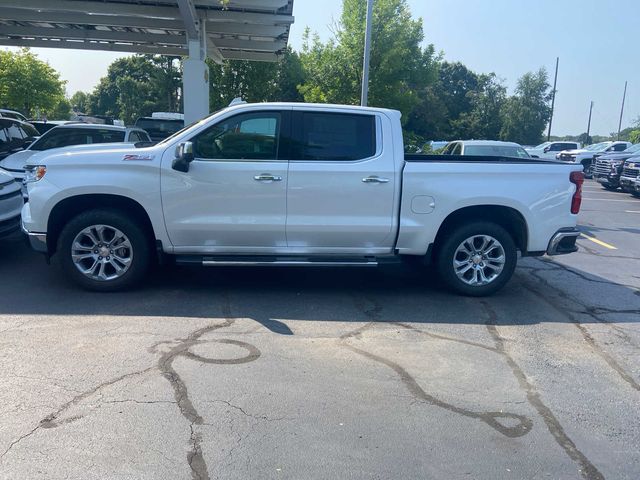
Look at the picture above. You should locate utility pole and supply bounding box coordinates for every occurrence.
[360,0,374,106]
[547,57,559,141]
[586,101,594,144]
[617,81,628,140]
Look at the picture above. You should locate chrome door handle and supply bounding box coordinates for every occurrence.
[254,174,282,182]
[362,176,390,184]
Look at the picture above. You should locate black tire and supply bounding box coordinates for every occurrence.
[582,161,593,179]
[603,185,618,191]
[435,221,517,297]
[57,209,151,292]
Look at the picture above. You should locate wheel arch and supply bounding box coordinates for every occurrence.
[47,194,157,255]
[431,205,528,258]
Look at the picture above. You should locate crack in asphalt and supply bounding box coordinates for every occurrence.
[38,366,158,429]
[152,292,262,480]
[481,301,604,480]
[522,266,640,392]
[340,295,533,438]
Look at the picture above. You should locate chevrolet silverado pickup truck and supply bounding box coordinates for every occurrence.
[21,102,584,296]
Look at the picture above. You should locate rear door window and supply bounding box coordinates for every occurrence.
[293,112,376,161]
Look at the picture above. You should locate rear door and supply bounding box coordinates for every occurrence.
[285,109,396,254]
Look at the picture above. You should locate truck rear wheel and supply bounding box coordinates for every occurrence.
[436,222,517,297]
[57,209,151,292]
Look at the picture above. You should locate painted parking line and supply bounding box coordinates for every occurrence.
[582,198,640,202]
[625,210,640,213]
[579,233,617,250]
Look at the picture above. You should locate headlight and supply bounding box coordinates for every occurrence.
[24,165,46,183]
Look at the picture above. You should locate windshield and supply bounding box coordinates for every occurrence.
[30,128,125,151]
[585,142,611,151]
[464,145,530,158]
[134,118,183,140]
[623,143,640,153]
[533,142,551,149]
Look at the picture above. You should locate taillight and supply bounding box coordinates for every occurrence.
[570,171,584,214]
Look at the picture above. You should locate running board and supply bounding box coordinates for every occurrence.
[202,257,379,267]
[175,255,380,268]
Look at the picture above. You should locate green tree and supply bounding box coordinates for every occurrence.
[69,91,90,113]
[87,55,181,123]
[500,68,552,145]
[298,0,437,123]
[207,46,304,111]
[450,73,507,140]
[0,48,66,118]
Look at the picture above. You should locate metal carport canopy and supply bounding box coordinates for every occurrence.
[0,0,295,121]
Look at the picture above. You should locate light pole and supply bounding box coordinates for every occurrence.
[617,81,628,140]
[586,101,594,144]
[360,0,374,106]
[547,57,559,142]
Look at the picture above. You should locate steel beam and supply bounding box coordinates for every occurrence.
[0,25,187,45]
[0,38,186,55]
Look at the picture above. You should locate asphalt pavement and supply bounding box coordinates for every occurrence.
[1,179,639,480]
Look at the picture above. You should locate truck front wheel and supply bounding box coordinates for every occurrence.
[436,222,517,297]
[57,209,151,292]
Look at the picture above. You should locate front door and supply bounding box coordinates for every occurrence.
[285,110,397,254]
[161,110,290,253]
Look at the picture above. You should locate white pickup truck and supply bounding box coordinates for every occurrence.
[21,102,584,296]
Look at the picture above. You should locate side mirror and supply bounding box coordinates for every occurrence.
[543,146,550,153]
[172,141,194,172]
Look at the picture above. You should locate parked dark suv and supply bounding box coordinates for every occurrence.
[0,118,40,160]
[593,143,640,191]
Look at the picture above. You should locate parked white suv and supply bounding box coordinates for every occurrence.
[22,102,583,296]
[0,124,151,189]
[526,141,581,160]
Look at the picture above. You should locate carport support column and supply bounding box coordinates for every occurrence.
[182,33,209,124]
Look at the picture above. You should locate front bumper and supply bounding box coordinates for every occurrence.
[594,174,619,187]
[620,175,638,190]
[546,228,579,255]
[0,213,21,239]
[21,218,47,253]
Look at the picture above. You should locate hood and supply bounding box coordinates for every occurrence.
[560,149,588,155]
[0,149,37,171]
[0,168,15,184]
[24,142,158,167]
[596,152,634,161]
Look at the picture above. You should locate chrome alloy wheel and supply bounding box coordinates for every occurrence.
[453,235,506,286]
[71,224,133,281]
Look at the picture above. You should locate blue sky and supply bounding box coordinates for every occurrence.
[4,0,638,136]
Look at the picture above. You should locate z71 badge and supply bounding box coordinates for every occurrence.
[122,154,155,161]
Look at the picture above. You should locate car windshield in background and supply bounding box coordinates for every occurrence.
[464,145,530,158]
[586,142,610,151]
[135,119,183,139]
[533,142,551,149]
[30,128,126,151]
[622,143,640,153]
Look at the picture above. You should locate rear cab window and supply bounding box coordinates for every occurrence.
[292,111,376,161]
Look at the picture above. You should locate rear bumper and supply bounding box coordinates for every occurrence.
[546,228,579,256]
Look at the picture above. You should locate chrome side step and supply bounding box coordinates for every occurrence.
[199,256,379,268]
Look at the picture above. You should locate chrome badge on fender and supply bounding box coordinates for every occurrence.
[123,154,155,161]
